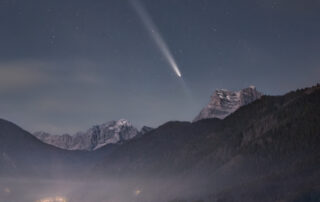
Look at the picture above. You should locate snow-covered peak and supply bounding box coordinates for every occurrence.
[33,119,139,151]
[194,86,262,122]
[116,119,131,126]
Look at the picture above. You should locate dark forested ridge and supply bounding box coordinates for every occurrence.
[96,84,320,175]
[94,84,320,201]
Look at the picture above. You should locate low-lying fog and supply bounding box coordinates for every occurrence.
[0,177,209,202]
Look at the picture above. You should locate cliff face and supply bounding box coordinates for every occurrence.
[194,86,262,121]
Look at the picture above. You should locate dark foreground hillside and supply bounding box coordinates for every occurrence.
[0,119,113,178]
[94,84,320,202]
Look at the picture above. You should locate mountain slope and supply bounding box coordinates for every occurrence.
[94,84,320,201]
[0,119,107,178]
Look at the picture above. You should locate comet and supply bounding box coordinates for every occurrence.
[130,0,182,78]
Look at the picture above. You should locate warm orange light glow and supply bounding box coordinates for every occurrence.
[37,196,67,202]
[4,188,11,194]
[134,189,141,196]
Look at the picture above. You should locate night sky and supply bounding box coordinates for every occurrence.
[0,0,319,134]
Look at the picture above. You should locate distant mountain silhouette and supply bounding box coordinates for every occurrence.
[0,119,110,178]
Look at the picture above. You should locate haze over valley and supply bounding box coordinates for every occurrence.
[1,85,320,202]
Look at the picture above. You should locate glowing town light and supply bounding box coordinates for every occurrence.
[134,189,142,196]
[4,188,11,194]
[37,196,67,202]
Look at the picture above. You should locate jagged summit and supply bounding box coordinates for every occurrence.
[33,119,139,151]
[194,86,262,122]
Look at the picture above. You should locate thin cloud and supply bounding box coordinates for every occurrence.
[0,60,50,92]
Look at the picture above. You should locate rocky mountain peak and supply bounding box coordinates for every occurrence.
[33,119,139,151]
[194,86,262,121]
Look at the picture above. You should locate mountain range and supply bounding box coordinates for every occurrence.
[32,86,261,151]
[0,84,319,202]
[33,119,152,151]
